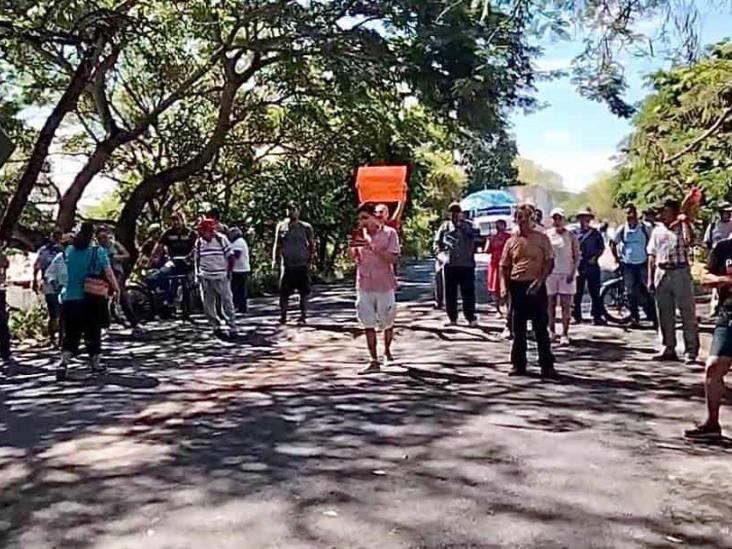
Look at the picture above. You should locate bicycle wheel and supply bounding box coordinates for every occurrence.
[601,278,632,324]
[126,285,154,324]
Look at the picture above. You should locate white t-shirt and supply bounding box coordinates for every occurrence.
[546,227,576,275]
[230,237,250,273]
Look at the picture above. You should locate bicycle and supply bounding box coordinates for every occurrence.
[600,273,632,324]
[125,258,198,324]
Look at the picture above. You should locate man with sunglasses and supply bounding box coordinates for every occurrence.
[349,203,401,374]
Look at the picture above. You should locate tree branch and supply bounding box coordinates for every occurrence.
[664,106,732,164]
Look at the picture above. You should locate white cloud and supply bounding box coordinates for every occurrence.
[519,148,616,192]
[541,130,572,145]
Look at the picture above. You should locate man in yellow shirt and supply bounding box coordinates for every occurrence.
[500,204,557,378]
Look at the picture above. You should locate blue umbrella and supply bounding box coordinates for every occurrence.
[460,190,516,212]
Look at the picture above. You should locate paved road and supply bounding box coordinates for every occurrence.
[1,262,731,549]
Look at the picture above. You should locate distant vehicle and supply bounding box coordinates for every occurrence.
[460,189,517,239]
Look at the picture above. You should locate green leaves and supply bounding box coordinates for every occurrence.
[614,40,732,219]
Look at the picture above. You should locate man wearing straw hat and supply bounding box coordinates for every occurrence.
[572,207,606,325]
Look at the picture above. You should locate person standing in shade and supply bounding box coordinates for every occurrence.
[647,198,699,364]
[572,208,606,325]
[703,201,732,317]
[546,208,579,346]
[349,203,401,374]
[500,204,557,378]
[228,227,251,314]
[96,226,141,335]
[159,213,197,310]
[610,204,657,329]
[704,201,732,251]
[685,235,732,440]
[485,219,511,316]
[433,202,480,327]
[33,230,64,346]
[273,202,315,324]
[195,218,237,338]
[0,245,11,367]
[57,222,119,381]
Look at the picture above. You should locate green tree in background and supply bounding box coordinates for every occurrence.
[562,171,623,223]
[614,41,732,220]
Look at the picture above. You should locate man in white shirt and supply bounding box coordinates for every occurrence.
[195,218,237,337]
[545,208,579,346]
[228,227,251,314]
[647,198,699,363]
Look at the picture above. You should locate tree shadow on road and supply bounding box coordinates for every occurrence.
[1,269,731,548]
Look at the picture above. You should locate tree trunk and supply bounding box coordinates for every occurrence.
[56,140,114,231]
[55,50,222,230]
[115,78,241,257]
[0,41,104,240]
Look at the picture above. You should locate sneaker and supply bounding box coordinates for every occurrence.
[359,361,381,375]
[592,318,607,326]
[572,317,583,325]
[278,315,287,325]
[684,355,701,366]
[131,326,145,339]
[541,368,561,380]
[297,315,307,325]
[382,354,395,368]
[559,335,571,347]
[508,367,527,377]
[501,328,513,340]
[653,350,679,362]
[468,320,479,328]
[444,320,457,328]
[684,423,722,440]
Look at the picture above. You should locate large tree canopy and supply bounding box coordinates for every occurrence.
[0,0,537,256]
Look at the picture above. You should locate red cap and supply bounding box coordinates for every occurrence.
[197,218,217,233]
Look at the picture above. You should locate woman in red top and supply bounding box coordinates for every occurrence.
[486,219,510,315]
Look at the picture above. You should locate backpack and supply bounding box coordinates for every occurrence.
[617,223,649,247]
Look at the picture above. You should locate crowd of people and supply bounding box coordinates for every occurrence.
[0,195,731,439]
[429,198,732,439]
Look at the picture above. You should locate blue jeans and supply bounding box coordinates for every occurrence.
[621,262,656,323]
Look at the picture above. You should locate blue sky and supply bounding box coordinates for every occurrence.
[513,7,732,192]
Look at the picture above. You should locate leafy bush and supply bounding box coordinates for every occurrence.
[9,304,47,341]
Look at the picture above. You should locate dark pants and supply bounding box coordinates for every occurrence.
[62,299,103,357]
[167,260,192,306]
[444,265,476,322]
[231,272,249,313]
[573,264,603,322]
[510,281,554,372]
[621,262,656,322]
[0,290,10,360]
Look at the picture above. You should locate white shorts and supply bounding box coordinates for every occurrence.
[546,273,576,296]
[356,290,396,330]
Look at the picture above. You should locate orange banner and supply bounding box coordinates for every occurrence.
[356,166,408,204]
